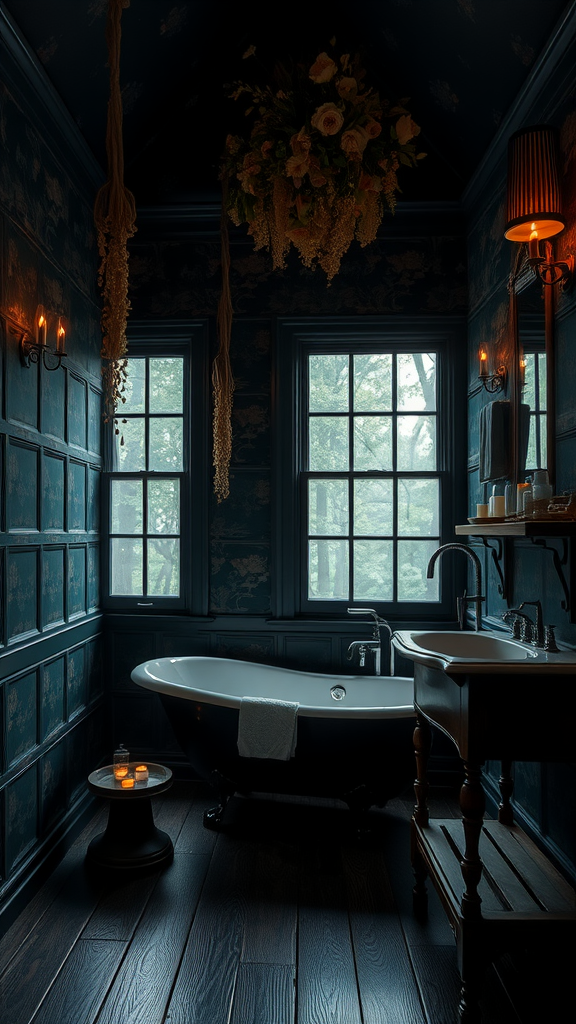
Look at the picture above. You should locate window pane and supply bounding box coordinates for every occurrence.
[111,479,142,534]
[308,479,348,535]
[523,353,536,407]
[149,418,183,471]
[148,478,180,535]
[308,540,348,599]
[309,417,348,471]
[538,352,546,406]
[110,538,142,595]
[397,353,436,411]
[116,418,145,472]
[353,354,392,411]
[122,359,145,413]
[354,416,393,470]
[309,354,348,412]
[353,540,393,601]
[354,479,393,535]
[397,540,439,601]
[149,358,184,414]
[397,415,436,470]
[397,478,439,536]
[148,539,180,596]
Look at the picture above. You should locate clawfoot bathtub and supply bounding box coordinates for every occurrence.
[131,656,416,829]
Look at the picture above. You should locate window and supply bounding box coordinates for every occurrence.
[103,326,208,613]
[306,351,440,604]
[274,320,466,619]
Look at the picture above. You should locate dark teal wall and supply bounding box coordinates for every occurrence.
[0,21,105,922]
[463,28,576,879]
[103,208,468,773]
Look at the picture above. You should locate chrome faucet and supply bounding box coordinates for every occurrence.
[504,601,545,647]
[426,543,484,631]
[346,607,393,675]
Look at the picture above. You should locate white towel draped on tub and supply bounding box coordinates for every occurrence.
[237,697,299,760]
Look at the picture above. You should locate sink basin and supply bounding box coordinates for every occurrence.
[407,631,535,661]
[391,630,576,673]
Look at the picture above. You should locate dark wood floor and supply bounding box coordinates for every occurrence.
[0,780,571,1024]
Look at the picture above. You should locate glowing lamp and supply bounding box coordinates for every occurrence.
[504,124,573,288]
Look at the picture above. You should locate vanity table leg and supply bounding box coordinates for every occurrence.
[413,713,431,827]
[459,761,485,919]
[498,759,514,825]
[411,713,432,915]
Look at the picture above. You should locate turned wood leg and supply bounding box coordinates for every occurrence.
[459,761,485,920]
[498,759,514,825]
[413,713,431,827]
[411,713,432,916]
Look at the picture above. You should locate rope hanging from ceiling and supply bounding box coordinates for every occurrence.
[212,173,235,503]
[94,0,137,422]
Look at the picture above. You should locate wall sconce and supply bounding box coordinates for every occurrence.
[504,124,573,289]
[20,306,67,371]
[478,346,507,393]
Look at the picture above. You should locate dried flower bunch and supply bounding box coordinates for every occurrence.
[222,41,426,282]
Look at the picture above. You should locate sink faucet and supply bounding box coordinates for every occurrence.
[426,543,484,631]
[504,601,544,647]
[346,608,392,675]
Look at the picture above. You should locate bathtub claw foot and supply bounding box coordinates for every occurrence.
[203,804,225,830]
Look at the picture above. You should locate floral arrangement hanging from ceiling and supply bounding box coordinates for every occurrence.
[212,40,425,503]
[221,41,426,284]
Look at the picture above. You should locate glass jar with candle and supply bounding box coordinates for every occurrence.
[113,743,130,780]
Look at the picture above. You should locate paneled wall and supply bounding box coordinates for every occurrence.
[0,16,105,923]
[463,21,576,879]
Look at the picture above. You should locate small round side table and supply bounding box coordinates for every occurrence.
[86,762,173,870]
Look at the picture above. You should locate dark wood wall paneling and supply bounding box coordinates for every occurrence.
[0,14,105,926]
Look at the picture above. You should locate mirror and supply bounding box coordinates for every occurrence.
[513,259,551,490]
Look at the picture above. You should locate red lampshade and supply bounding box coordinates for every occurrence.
[504,124,565,242]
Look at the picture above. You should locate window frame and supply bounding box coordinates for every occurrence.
[272,318,467,621]
[102,322,209,614]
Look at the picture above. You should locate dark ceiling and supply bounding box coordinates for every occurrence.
[2,0,572,206]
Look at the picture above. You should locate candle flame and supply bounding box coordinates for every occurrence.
[529,223,538,241]
[38,314,46,328]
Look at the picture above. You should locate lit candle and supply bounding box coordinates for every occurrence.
[134,765,149,782]
[114,765,129,780]
[37,313,47,346]
[478,348,488,378]
[57,321,66,353]
[528,223,540,260]
[121,777,135,789]
[519,357,526,387]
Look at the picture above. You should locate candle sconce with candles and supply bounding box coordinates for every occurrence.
[20,305,68,371]
[478,346,508,394]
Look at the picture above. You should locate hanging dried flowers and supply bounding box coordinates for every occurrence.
[221,41,426,283]
[94,0,137,423]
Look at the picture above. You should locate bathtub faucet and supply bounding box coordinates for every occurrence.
[346,608,393,675]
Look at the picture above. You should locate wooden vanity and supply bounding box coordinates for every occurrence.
[409,660,576,1023]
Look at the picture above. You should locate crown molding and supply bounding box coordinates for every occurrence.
[134,199,466,242]
[0,3,104,194]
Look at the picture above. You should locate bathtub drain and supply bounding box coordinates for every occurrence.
[330,685,346,701]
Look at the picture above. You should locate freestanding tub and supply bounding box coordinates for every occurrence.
[131,656,416,828]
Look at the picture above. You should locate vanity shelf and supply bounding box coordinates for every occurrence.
[455,522,576,613]
[455,521,576,536]
[408,666,576,1024]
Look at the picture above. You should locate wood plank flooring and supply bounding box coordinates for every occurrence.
[0,780,571,1024]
